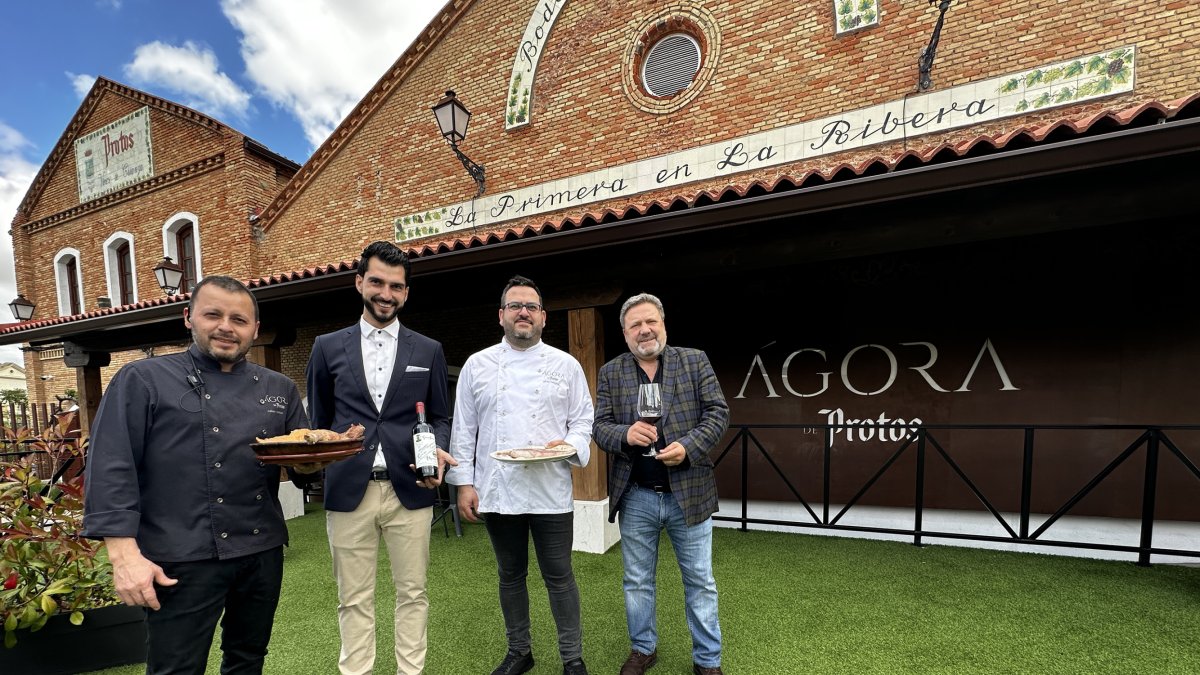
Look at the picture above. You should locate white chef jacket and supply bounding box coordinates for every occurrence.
[446,339,593,514]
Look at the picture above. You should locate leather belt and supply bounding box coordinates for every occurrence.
[637,483,671,493]
[370,470,389,481]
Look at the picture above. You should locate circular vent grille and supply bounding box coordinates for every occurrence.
[642,33,700,97]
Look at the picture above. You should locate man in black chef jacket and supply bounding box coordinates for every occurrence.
[84,275,308,674]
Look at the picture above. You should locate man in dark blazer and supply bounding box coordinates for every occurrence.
[594,293,730,675]
[304,241,453,675]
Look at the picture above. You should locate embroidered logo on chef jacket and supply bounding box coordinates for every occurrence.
[263,393,289,414]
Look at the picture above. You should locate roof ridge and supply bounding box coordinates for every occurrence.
[12,77,250,223]
[256,0,476,234]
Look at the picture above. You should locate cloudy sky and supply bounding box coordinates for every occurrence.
[0,0,446,364]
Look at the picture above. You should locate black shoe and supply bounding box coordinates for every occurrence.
[492,650,534,675]
[563,657,588,675]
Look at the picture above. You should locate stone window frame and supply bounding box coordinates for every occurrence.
[53,247,85,316]
[161,212,203,292]
[103,231,139,306]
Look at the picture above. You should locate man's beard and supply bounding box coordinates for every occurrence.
[363,296,399,324]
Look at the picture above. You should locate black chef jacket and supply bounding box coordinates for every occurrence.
[83,344,307,562]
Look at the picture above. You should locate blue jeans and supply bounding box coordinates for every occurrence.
[618,486,721,668]
[484,512,583,662]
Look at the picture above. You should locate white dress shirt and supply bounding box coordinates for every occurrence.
[360,317,399,470]
[446,339,593,514]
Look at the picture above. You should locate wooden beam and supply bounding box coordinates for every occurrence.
[568,307,606,501]
[75,366,102,438]
[247,344,282,372]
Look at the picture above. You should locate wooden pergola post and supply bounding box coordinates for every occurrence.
[568,306,605,502]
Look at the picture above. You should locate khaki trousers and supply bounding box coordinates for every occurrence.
[327,479,432,675]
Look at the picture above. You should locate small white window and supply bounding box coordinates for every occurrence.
[642,33,701,97]
[53,248,85,316]
[103,231,138,306]
[162,212,202,292]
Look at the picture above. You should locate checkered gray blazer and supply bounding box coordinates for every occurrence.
[594,345,730,526]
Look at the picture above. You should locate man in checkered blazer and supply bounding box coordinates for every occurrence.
[594,293,729,675]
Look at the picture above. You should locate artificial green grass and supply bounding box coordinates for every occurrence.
[90,504,1200,674]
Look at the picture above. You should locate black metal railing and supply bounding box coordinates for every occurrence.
[712,424,1200,566]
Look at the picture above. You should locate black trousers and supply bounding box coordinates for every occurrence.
[484,512,582,662]
[146,546,284,675]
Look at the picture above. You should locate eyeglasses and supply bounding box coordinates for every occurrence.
[503,302,543,313]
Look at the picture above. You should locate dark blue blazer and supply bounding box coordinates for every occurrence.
[305,322,451,511]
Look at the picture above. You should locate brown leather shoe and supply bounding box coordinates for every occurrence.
[619,650,657,675]
[693,664,723,675]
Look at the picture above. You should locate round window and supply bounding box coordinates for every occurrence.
[641,33,701,98]
[622,7,721,115]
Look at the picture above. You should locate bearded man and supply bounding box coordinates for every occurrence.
[593,293,730,675]
[446,275,593,675]
[84,275,308,674]
[304,240,454,675]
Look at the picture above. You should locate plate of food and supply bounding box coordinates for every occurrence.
[251,424,366,464]
[490,444,577,464]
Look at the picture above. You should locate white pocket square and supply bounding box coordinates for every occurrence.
[405,365,429,372]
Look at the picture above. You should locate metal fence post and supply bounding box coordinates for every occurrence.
[1137,429,1161,567]
[1020,427,1035,540]
[914,428,926,547]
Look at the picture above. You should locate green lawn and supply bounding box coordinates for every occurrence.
[91,504,1200,674]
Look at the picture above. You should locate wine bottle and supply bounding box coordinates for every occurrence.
[413,402,438,479]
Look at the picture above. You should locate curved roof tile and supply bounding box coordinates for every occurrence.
[4,91,1196,339]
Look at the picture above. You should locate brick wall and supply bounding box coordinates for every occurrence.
[258,0,1200,271]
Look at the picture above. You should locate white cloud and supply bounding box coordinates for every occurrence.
[220,0,444,149]
[124,40,252,119]
[0,121,39,364]
[66,71,97,99]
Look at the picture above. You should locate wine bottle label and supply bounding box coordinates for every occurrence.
[413,431,437,469]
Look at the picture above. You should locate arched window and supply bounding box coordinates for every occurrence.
[53,248,85,316]
[103,231,138,306]
[162,212,202,293]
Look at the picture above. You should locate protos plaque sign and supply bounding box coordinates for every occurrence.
[75,106,154,203]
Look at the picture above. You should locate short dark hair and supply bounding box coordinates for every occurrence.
[357,241,411,280]
[188,276,259,321]
[501,275,542,307]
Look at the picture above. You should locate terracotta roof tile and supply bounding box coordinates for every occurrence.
[4,92,1197,339]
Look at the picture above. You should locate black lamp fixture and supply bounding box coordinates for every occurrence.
[153,256,185,295]
[8,294,35,321]
[918,0,955,91]
[431,90,486,198]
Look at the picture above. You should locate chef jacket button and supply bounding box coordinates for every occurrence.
[253,375,259,381]
[256,494,263,501]
[261,429,267,435]
[220,532,228,539]
[216,497,224,503]
[258,461,265,467]
[214,462,222,468]
[212,426,220,433]
[252,528,260,535]
[205,394,211,400]
[260,399,266,404]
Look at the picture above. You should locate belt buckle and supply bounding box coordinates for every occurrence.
[371,470,388,481]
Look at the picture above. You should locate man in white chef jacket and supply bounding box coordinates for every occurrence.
[446,275,593,675]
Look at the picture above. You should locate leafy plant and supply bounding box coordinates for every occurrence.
[0,389,26,406]
[1,417,117,647]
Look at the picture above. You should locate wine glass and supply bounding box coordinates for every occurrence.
[637,383,664,457]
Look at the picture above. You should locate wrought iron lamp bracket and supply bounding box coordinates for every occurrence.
[448,140,486,198]
[918,0,955,91]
